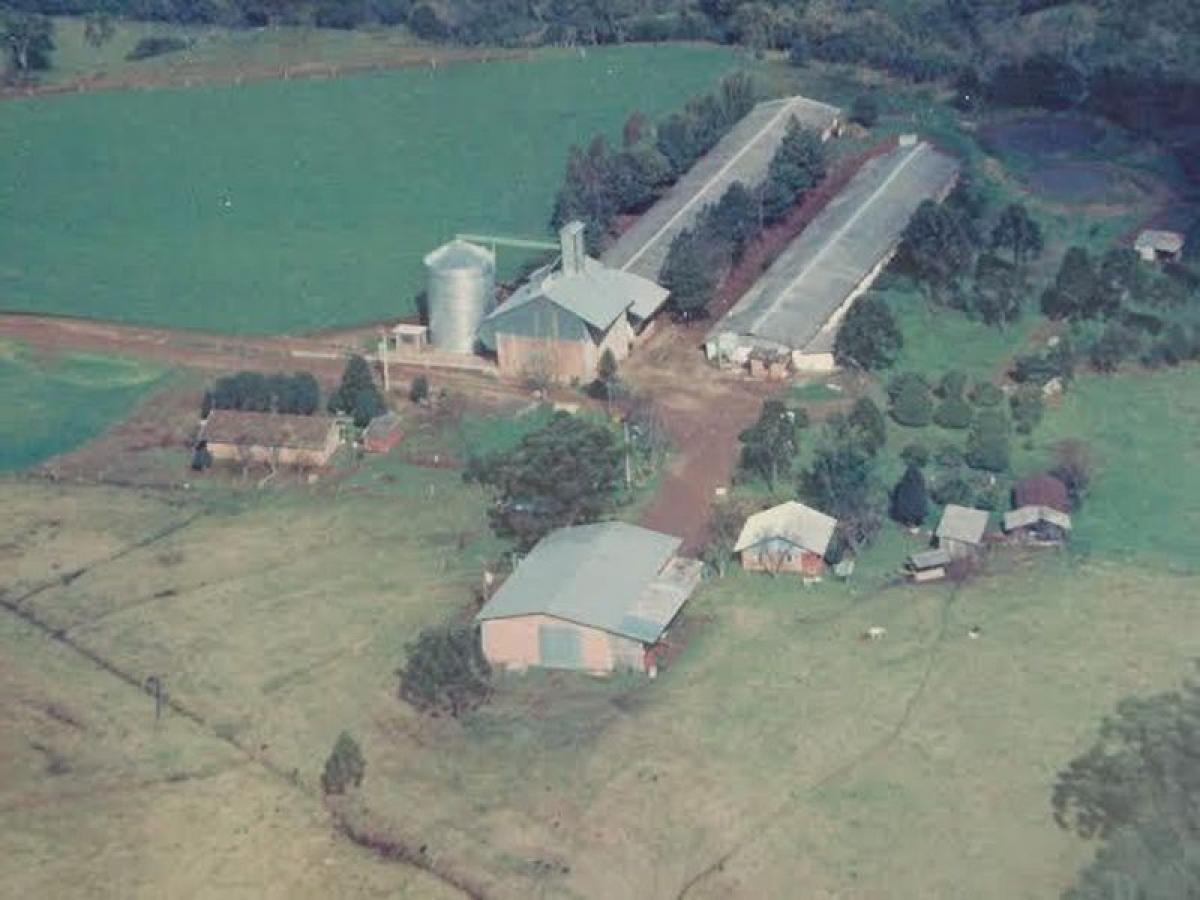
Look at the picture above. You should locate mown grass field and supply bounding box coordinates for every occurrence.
[0,339,169,471]
[1,43,738,334]
[1,361,1198,898]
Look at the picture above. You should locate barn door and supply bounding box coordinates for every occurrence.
[538,624,583,669]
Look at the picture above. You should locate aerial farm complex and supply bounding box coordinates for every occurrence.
[393,94,959,380]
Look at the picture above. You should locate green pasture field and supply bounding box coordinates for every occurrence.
[1,43,739,334]
[0,339,169,471]
[2,426,1197,897]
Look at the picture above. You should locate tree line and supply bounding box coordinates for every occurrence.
[549,72,755,254]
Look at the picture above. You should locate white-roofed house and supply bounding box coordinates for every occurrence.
[734,500,837,577]
[935,504,989,560]
[1002,506,1072,544]
[475,221,668,382]
[1134,229,1186,263]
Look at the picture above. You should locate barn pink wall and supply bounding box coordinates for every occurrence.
[482,614,637,673]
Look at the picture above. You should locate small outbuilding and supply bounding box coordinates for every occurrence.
[475,522,702,676]
[1002,506,1072,544]
[362,413,404,454]
[935,505,989,559]
[1012,473,1070,514]
[905,548,951,583]
[1135,229,1185,263]
[202,410,341,467]
[734,501,837,577]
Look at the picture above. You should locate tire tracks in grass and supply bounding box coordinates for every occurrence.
[0,516,485,900]
[675,585,961,900]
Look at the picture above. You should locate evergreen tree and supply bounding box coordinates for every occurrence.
[398,626,492,718]
[971,252,1023,328]
[990,203,1044,269]
[833,295,902,370]
[898,200,975,300]
[329,355,386,427]
[1042,247,1109,320]
[762,117,826,223]
[321,732,366,795]
[661,227,725,320]
[738,399,802,488]
[891,464,929,526]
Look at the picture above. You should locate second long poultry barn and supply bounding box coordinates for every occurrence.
[707,140,961,371]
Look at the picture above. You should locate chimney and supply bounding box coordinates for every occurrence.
[559,220,587,276]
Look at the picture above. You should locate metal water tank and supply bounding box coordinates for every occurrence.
[423,239,496,354]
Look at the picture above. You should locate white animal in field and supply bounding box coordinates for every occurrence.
[862,626,887,641]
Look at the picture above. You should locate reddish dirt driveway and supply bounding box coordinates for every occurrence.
[624,322,774,554]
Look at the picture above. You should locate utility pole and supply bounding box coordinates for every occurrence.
[145,675,165,722]
[623,419,632,489]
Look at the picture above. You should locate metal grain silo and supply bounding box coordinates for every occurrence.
[423,239,496,354]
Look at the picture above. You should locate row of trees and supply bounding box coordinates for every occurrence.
[201,370,322,417]
[659,117,828,319]
[200,357,386,427]
[550,73,755,253]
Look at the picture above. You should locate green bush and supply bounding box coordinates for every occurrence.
[1010,385,1044,435]
[126,35,191,61]
[890,375,933,427]
[966,408,1011,472]
[900,442,929,468]
[398,626,492,718]
[969,381,1004,407]
[409,374,430,404]
[933,395,973,429]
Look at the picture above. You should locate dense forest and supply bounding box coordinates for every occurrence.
[4,1,1198,141]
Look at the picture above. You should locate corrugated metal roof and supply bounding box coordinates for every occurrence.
[602,95,841,282]
[734,500,837,556]
[709,142,961,353]
[1003,505,1072,532]
[203,410,338,451]
[481,257,666,334]
[475,522,696,643]
[424,238,495,272]
[936,505,989,544]
[908,548,951,569]
[1135,229,1185,253]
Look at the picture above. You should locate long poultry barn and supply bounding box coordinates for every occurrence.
[601,94,842,283]
[706,140,961,372]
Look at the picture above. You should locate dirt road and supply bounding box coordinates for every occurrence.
[625,323,773,554]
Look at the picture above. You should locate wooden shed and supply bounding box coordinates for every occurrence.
[1002,506,1072,544]
[201,410,341,468]
[1135,229,1185,263]
[734,501,837,577]
[362,413,403,454]
[476,222,668,383]
[935,505,989,559]
[905,548,951,583]
[475,522,702,676]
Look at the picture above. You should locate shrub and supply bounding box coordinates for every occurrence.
[1050,439,1093,510]
[398,626,492,718]
[969,381,1004,407]
[847,397,886,455]
[1012,339,1075,386]
[938,370,967,398]
[890,375,933,427]
[931,473,972,506]
[321,732,365,795]
[966,409,1011,472]
[190,441,212,472]
[934,441,965,469]
[409,374,430,403]
[1010,385,1044,435]
[933,395,973,429]
[126,35,190,61]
